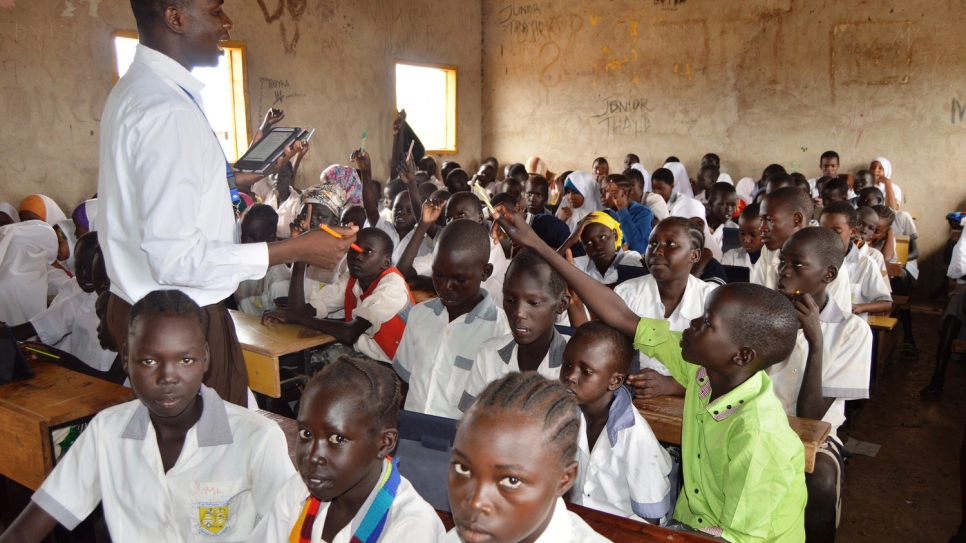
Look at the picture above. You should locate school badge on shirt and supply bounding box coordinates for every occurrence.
[193,479,242,538]
[198,505,228,536]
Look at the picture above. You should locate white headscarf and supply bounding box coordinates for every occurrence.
[631,163,652,194]
[55,219,78,274]
[0,222,59,325]
[663,162,694,198]
[0,202,19,223]
[872,157,892,179]
[562,171,604,231]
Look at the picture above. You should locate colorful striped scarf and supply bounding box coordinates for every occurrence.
[289,457,401,543]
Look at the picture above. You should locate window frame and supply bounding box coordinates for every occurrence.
[394,60,459,155]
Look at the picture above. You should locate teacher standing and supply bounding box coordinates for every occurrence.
[98,0,355,406]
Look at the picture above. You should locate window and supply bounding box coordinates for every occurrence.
[395,61,457,154]
[111,31,251,162]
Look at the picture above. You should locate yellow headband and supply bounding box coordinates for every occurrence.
[586,212,623,250]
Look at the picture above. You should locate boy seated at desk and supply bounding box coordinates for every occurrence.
[491,203,807,542]
[0,290,294,543]
[234,204,291,316]
[392,219,510,420]
[763,227,872,542]
[264,228,413,365]
[720,203,763,272]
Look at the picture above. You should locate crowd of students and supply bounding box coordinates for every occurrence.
[0,146,924,543]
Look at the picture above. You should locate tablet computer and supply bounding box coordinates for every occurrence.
[0,323,34,384]
[233,127,303,174]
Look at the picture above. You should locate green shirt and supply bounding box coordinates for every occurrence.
[633,318,806,543]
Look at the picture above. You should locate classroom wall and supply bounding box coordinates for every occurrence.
[0,0,483,210]
[481,0,966,292]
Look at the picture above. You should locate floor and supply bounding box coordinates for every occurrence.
[837,308,965,543]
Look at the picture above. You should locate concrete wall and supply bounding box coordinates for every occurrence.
[0,0,482,209]
[482,0,966,292]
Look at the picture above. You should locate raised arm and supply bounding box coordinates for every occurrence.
[494,206,640,338]
[881,177,899,211]
[397,200,443,279]
[355,150,380,228]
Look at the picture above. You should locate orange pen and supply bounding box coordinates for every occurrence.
[319,224,363,252]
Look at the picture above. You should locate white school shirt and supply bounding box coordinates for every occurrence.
[30,289,115,372]
[666,192,706,220]
[374,216,431,265]
[752,246,853,313]
[948,233,966,283]
[721,247,755,270]
[306,269,410,363]
[891,209,919,280]
[234,263,291,316]
[614,275,717,376]
[877,182,903,206]
[858,243,888,280]
[251,178,303,240]
[643,193,669,222]
[459,330,570,412]
[572,250,643,285]
[765,296,872,438]
[393,292,510,419]
[413,238,509,307]
[98,44,269,307]
[573,387,673,523]
[734,177,758,206]
[441,498,610,543]
[717,172,734,185]
[843,245,892,321]
[32,385,294,542]
[248,462,444,543]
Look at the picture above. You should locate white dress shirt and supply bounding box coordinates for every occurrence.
[573,250,643,285]
[734,177,759,206]
[98,44,268,306]
[667,192,706,220]
[393,292,509,419]
[441,498,610,543]
[247,462,444,543]
[30,289,116,372]
[843,245,892,321]
[375,216,431,265]
[752,246,853,313]
[766,296,871,437]
[234,263,291,316]
[721,247,756,271]
[413,239,509,307]
[891,209,919,279]
[32,385,294,542]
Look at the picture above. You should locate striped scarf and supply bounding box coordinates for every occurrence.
[289,457,401,543]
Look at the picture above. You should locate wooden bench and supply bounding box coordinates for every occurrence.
[231,310,337,398]
[258,410,708,542]
[953,340,966,355]
[0,361,134,490]
[634,396,831,473]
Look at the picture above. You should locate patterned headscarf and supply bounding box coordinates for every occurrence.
[586,211,624,250]
[300,181,347,217]
[320,165,363,205]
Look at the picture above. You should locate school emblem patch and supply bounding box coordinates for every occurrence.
[198,505,229,536]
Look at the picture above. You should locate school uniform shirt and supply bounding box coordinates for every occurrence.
[843,245,892,321]
[948,232,966,283]
[717,172,734,185]
[412,239,509,307]
[459,330,569,412]
[666,192,706,221]
[97,44,269,307]
[248,462,444,543]
[632,318,807,542]
[441,498,610,543]
[572,250,643,285]
[734,177,758,206]
[234,263,292,316]
[393,291,510,419]
[32,385,294,542]
[720,247,757,271]
[0,221,59,326]
[614,275,717,376]
[766,296,872,438]
[30,289,115,372]
[374,216,431,265]
[877,182,903,206]
[572,387,673,523]
[252,178,302,240]
[858,243,888,280]
[643,192,669,222]
[752,246,853,314]
[306,269,411,363]
[891,209,919,280]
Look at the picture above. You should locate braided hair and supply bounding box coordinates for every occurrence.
[872,205,895,228]
[462,372,580,466]
[306,354,402,433]
[657,216,705,251]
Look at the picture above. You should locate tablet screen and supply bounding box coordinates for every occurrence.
[244,130,295,162]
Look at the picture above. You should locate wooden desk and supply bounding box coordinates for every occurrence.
[0,362,134,490]
[230,310,337,398]
[411,289,438,304]
[634,396,831,473]
[868,315,898,331]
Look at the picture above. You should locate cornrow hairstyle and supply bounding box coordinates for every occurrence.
[765,186,814,219]
[306,354,402,433]
[571,321,633,375]
[722,283,798,368]
[622,168,645,189]
[821,201,858,228]
[872,205,896,227]
[128,289,208,338]
[740,202,760,220]
[658,216,705,251]
[243,203,279,226]
[357,227,393,258]
[506,248,567,297]
[462,372,580,466]
[788,226,845,271]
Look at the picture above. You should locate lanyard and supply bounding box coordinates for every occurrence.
[178,85,246,215]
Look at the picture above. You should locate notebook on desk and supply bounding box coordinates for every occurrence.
[0,323,33,384]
